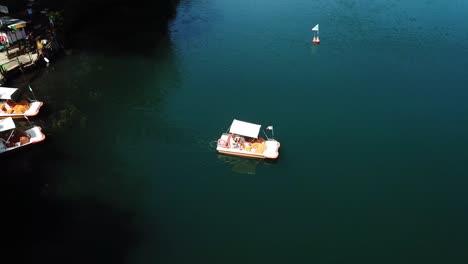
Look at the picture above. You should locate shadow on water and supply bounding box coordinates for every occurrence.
[2,2,185,262]
[1,148,143,263]
[29,198,140,264]
[1,44,181,260]
[5,0,181,56]
[59,0,181,56]
[2,140,144,264]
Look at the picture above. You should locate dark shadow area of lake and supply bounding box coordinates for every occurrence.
[2,1,183,263]
[60,0,180,55]
[1,141,147,264]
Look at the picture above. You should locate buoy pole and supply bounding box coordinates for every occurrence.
[313,30,320,44]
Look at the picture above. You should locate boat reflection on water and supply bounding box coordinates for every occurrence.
[217,154,259,175]
[217,154,263,175]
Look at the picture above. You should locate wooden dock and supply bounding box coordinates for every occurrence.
[0,47,39,84]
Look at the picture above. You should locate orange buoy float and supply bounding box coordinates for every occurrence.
[313,36,320,44]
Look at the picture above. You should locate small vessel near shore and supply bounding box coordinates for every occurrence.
[216,119,280,159]
[0,117,45,154]
[0,87,43,118]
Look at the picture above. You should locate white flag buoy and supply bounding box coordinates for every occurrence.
[312,24,319,32]
[312,24,320,44]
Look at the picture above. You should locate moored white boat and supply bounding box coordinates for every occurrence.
[0,117,45,154]
[0,87,43,118]
[216,119,280,159]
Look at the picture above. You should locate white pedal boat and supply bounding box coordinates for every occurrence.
[0,117,46,154]
[0,87,43,118]
[216,119,280,159]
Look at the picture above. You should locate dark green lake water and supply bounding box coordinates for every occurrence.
[5,0,468,263]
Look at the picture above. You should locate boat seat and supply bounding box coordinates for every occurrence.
[265,140,278,151]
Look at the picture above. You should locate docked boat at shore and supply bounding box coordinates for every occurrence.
[0,87,43,118]
[0,117,45,154]
[216,119,280,159]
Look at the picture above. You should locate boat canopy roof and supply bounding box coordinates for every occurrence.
[229,119,261,139]
[0,117,15,132]
[0,87,19,100]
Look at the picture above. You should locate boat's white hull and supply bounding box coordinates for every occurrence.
[0,101,43,118]
[217,147,277,159]
[0,126,46,154]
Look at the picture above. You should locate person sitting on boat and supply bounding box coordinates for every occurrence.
[237,137,246,150]
[233,137,241,149]
[227,133,235,148]
[228,134,240,149]
[235,137,243,149]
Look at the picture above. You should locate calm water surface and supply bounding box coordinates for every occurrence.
[6,0,468,263]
